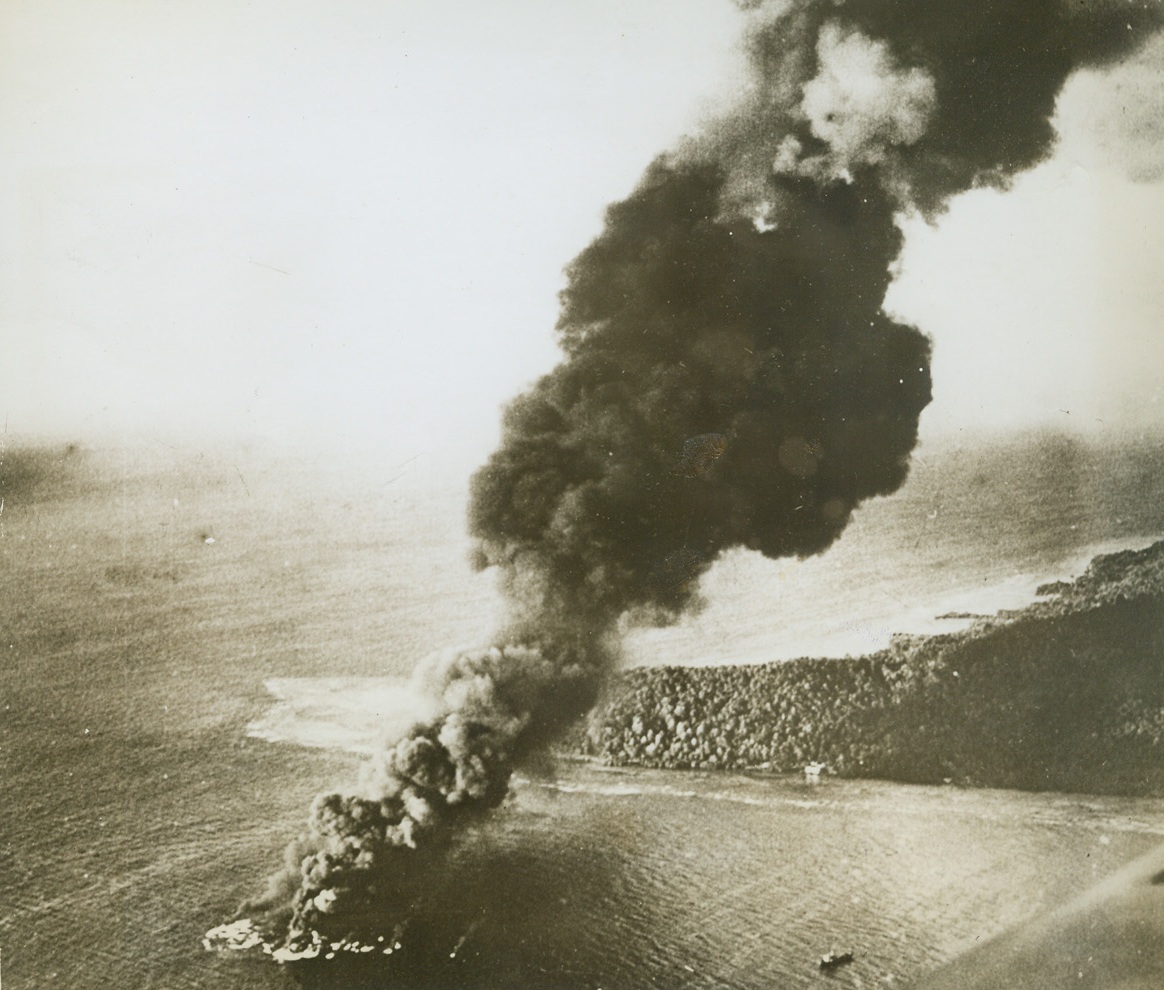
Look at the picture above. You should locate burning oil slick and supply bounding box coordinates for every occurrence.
[208,0,1163,976]
[209,812,636,988]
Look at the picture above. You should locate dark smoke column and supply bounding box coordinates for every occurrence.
[470,164,930,631]
[218,0,1162,963]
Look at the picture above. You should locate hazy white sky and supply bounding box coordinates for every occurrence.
[3,0,1163,470]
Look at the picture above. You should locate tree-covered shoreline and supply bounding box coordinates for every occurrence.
[576,541,1164,796]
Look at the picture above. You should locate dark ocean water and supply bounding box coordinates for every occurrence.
[3,430,1164,989]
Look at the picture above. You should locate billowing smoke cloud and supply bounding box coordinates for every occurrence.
[219,0,1162,963]
[793,21,938,179]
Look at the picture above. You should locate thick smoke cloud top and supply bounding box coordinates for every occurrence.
[232,0,1162,959]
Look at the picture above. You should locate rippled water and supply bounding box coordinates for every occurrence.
[240,761,1164,990]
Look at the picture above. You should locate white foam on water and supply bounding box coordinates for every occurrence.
[905,536,1163,633]
[630,535,1161,665]
[247,676,438,754]
[521,773,830,811]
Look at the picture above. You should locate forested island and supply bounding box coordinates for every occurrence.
[577,541,1164,795]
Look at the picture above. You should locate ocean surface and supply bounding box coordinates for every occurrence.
[3,430,1164,989]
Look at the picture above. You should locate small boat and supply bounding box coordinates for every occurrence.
[819,950,855,971]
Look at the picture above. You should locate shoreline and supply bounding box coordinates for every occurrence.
[579,540,1164,797]
[240,537,1164,801]
[623,531,1164,671]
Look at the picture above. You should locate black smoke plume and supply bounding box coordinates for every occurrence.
[224,0,1162,962]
